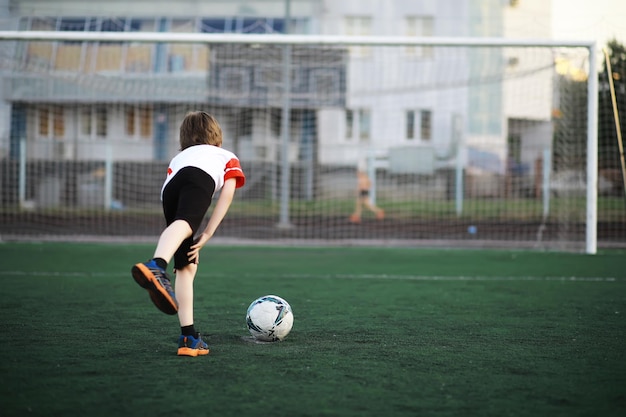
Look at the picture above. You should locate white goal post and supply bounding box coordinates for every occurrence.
[0,30,603,253]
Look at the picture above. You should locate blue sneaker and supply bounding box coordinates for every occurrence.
[131,260,178,315]
[178,334,210,357]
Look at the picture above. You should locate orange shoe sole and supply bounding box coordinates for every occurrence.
[132,263,178,315]
[177,347,210,357]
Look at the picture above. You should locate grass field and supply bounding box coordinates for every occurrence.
[0,242,624,417]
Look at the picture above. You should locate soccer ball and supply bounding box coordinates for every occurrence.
[245,295,294,342]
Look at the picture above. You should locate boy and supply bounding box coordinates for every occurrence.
[131,111,245,357]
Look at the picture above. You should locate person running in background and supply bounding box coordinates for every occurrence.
[131,111,245,357]
[349,167,384,224]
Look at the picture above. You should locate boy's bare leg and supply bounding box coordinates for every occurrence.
[175,262,209,356]
[131,220,192,316]
[175,263,197,327]
[153,219,193,261]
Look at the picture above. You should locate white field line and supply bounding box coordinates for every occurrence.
[0,271,619,282]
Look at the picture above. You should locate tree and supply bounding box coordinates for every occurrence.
[552,71,587,172]
[598,39,626,177]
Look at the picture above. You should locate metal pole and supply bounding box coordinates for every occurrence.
[277,0,293,228]
[104,143,113,210]
[542,148,551,218]
[18,136,26,207]
[455,140,464,216]
[585,43,599,254]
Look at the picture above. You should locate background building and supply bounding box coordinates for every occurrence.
[0,0,554,174]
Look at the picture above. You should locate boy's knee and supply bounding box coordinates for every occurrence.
[172,219,193,234]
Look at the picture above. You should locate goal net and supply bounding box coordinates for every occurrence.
[0,31,621,252]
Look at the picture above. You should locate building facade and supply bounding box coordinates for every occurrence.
[0,0,553,179]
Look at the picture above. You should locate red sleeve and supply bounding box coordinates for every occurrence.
[224,158,245,188]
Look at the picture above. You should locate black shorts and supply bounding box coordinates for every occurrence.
[162,166,216,270]
[359,189,370,198]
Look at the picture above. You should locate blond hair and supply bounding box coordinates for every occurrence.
[179,111,223,150]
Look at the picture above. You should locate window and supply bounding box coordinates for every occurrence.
[39,107,49,136]
[420,110,432,140]
[30,17,157,73]
[100,18,125,32]
[93,19,125,71]
[345,108,370,142]
[170,18,196,32]
[271,108,282,137]
[125,106,136,136]
[269,18,308,34]
[359,109,370,142]
[125,105,152,139]
[25,19,55,69]
[98,18,126,49]
[125,19,155,73]
[345,110,353,139]
[311,69,339,97]
[169,19,197,72]
[80,107,92,136]
[406,109,432,141]
[139,106,152,138]
[272,19,285,33]
[56,17,132,32]
[221,68,249,94]
[201,19,227,33]
[241,18,272,33]
[235,109,253,139]
[406,110,415,139]
[80,106,108,139]
[406,16,434,58]
[31,17,57,31]
[95,106,107,137]
[200,17,308,34]
[59,18,88,32]
[128,18,150,31]
[345,16,372,57]
[38,106,65,139]
[53,106,65,137]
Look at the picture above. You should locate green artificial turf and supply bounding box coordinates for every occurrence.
[0,242,624,417]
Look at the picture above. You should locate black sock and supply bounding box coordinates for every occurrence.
[181,325,197,338]
[153,257,167,270]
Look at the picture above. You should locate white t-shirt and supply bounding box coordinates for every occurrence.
[161,144,245,198]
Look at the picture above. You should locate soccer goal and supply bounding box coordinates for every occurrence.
[0,30,619,253]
